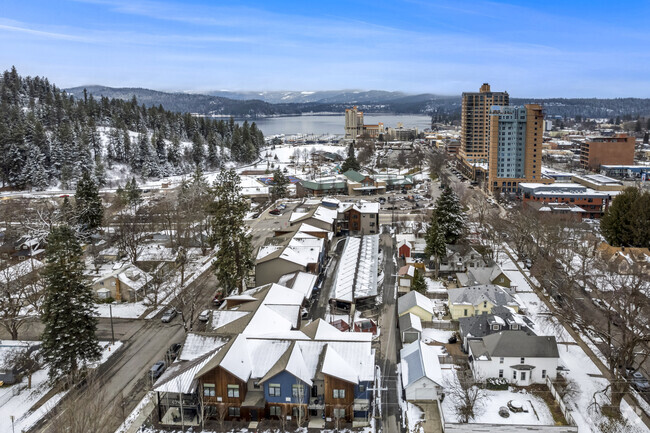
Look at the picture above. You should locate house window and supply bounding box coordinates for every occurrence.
[511,324,519,330]
[464,309,468,316]
[499,370,504,378]
[513,371,517,380]
[292,406,305,418]
[521,372,526,380]
[500,357,504,364]
[333,408,346,419]
[492,325,500,330]
[227,384,240,398]
[269,384,281,397]
[203,384,216,397]
[333,389,346,399]
[292,384,303,399]
[228,406,240,417]
[270,406,281,417]
[520,357,525,364]
[483,301,487,308]
[359,384,365,393]
[542,370,547,379]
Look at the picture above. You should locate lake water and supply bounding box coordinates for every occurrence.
[242,114,432,136]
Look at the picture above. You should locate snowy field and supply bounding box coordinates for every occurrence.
[0,341,122,433]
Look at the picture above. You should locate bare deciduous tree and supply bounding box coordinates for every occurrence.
[445,367,487,423]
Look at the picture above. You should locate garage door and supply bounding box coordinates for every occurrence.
[403,332,420,344]
[414,387,435,400]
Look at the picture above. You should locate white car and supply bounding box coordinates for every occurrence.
[198,310,212,322]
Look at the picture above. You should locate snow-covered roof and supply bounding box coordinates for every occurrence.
[321,345,358,384]
[277,271,318,301]
[400,340,443,388]
[397,291,434,316]
[179,333,230,361]
[211,310,250,331]
[448,285,519,308]
[330,235,379,303]
[0,259,44,284]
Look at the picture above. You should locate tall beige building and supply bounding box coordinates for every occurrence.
[345,106,364,139]
[460,83,509,164]
[345,106,384,139]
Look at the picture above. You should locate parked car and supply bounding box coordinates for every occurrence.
[167,343,182,361]
[198,310,212,322]
[301,308,309,320]
[631,372,650,392]
[150,361,166,381]
[213,297,224,307]
[161,308,177,323]
[269,209,281,216]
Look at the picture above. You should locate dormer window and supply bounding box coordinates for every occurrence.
[492,324,500,331]
[512,324,519,330]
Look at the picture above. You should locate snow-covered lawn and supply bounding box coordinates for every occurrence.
[0,341,122,433]
[421,328,454,344]
[441,367,554,426]
[95,302,149,319]
[425,277,446,293]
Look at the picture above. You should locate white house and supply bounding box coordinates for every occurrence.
[468,331,559,385]
[400,340,443,401]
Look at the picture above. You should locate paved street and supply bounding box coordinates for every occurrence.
[28,266,218,433]
[377,232,401,433]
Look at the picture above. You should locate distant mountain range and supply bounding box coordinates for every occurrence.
[65,86,650,119]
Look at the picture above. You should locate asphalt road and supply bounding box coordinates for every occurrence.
[377,232,401,433]
[30,266,218,433]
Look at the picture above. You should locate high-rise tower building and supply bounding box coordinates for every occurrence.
[345,106,364,139]
[487,104,544,194]
[460,83,509,164]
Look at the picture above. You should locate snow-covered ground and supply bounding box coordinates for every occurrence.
[441,366,555,425]
[0,341,122,433]
[425,277,446,293]
[496,245,648,433]
[421,328,454,344]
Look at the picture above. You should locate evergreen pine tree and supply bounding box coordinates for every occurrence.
[209,169,253,294]
[124,177,142,208]
[600,187,650,247]
[425,216,447,278]
[270,167,289,201]
[168,135,181,166]
[434,186,466,244]
[341,142,361,172]
[41,225,101,384]
[75,170,103,231]
[192,133,205,167]
[411,269,426,293]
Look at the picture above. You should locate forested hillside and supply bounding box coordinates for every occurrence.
[0,67,264,191]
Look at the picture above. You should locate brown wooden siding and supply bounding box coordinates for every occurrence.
[323,374,354,421]
[200,366,247,419]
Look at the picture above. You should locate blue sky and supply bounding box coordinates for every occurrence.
[1,0,649,97]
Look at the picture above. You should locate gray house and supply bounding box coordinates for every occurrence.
[458,306,535,352]
[398,313,423,344]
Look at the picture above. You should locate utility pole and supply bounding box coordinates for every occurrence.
[109,303,115,344]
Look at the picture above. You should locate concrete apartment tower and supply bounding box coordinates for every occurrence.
[487,104,544,194]
[460,83,509,164]
[345,106,364,139]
